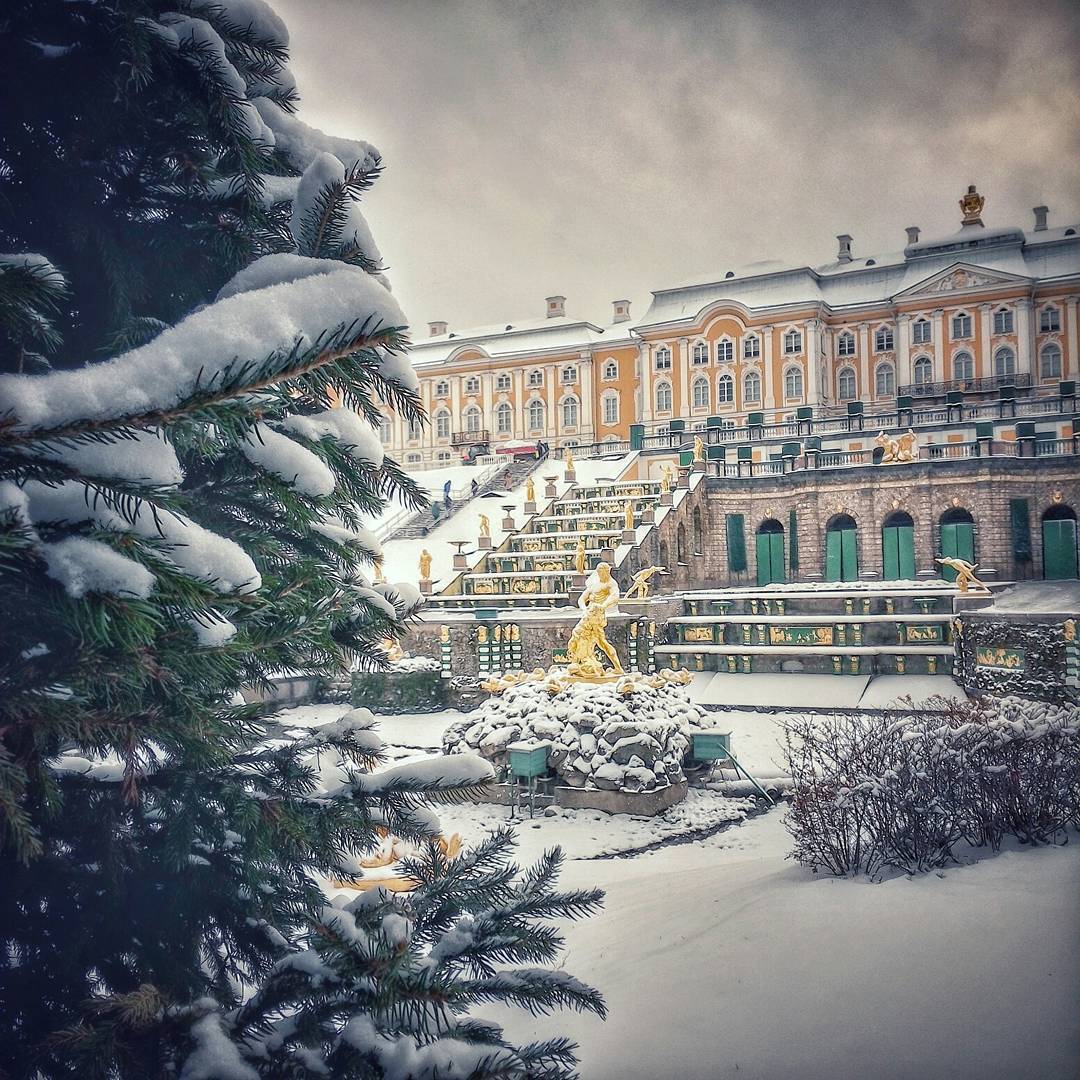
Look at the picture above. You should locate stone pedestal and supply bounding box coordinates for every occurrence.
[622,528,636,545]
[571,572,586,590]
[564,469,576,484]
[641,507,655,525]
[544,478,558,498]
[479,535,492,550]
[692,460,706,474]
[420,578,433,595]
[677,471,690,489]
[524,500,537,516]
[600,546,615,563]
[453,553,468,571]
[659,491,674,507]
[502,514,516,532]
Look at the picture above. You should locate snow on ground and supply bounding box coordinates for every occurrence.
[984,578,1080,613]
[857,673,969,709]
[378,452,638,588]
[280,701,1080,1080]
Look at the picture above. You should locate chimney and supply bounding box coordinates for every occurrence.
[905,225,921,245]
[612,299,631,324]
[428,320,448,337]
[836,234,853,263]
[545,295,566,319]
[1033,205,1048,232]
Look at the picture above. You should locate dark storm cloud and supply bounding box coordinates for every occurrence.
[272,0,1080,330]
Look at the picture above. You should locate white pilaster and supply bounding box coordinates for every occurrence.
[513,367,525,440]
[1016,299,1034,376]
[979,303,993,378]
[1067,296,1079,378]
[579,353,594,441]
[638,343,653,421]
[677,337,690,418]
[805,319,821,407]
[546,367,558,441]
[761,325,775,409]
[856,322,870,400]
[932,309,944,382]
[896,313,911,388]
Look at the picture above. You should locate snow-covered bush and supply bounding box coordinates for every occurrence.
[444,677,707,793]
[783,696,1080,877]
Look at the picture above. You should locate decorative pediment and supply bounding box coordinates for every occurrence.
[894,263,1031,300]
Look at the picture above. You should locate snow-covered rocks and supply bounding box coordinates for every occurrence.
[443,676,709,795]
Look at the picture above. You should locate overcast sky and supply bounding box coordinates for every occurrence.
[273,0,1080,333]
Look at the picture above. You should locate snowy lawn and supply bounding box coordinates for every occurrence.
[285,702,1080,1080]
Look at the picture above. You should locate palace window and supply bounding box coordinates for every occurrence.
[913,355,933,386]
[561,395,579,427]
[951,312,972,339]
[875,362,895,397]
[434,379,450,397]
[528,369,544,387]
[405,453,422,465]
[379,417,393,444]
[562,365,577,384]
[837,331,856,357]
[655,347,672,371]
[744,370,761,403]
[496,373,511,391]
[993,346,1016,377]
[527,398,545,430]
[435,450,452,463]
[603,358,619,380]
[656,381,673,411]
[993,307,1014,335]
[1040,343,1062,379]
[743,335,760,359]
[1040,306,1061,333]
[434,409,451,439]
[953,351,974,381]
[602,391,619,425]
[874,326,894,352]
[692,342,709,365]
[495,401,512,434]
[837,366,857,401]
[464,375,480,395]
[912,319,931,345]
[783,329,802,354]
[717,374,734,404]
[463,405,483,432]
[716,338,734,363]
[692,376,710,409]
[784,366,803,400]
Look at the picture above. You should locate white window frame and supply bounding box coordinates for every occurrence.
[464,376,480,395]
[527,369,544,388]
[743,370,761,403]
[837,366,857,401]
[494,401,512,434]
[434,380,450,397]
[993,308,1014,335]
[463,405,483,433]
[1039,307,1061,334]
[912,319,932,345]
[602,391,619,425]
[716,338,734,363]
[875,362,895,397]
[837,331,855,357]
[561,395,579,428]
[913,355,933,385]
[1040,343,1062,379]
[952,351,974,381]
[527,398,545,430]
[716,374,734,405]
[993,346,1016,377]
[783,329,802,355]
[434,409,451,439]
[692,342,709,365]
[692,376,710,409]
[784,366,803,400]
[656,381,673,412]
[655,347,672,371]
[495,373,511,391]
[951,312,972,340]
[602,358,619,380]
[743,335,760,359]
[874,326,894,352]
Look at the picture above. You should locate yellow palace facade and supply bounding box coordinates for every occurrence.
[383,190,1080,467]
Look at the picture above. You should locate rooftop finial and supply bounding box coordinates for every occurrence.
[959,184,985,227]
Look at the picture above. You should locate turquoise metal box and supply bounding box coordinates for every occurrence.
[507,740,551,778]
[692,731,731,762]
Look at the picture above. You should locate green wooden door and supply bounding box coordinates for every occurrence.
[825,528,859,582]
[882,526,916,580]
[1043,518,1079,579]
[939,522,975,580]
[756,532,785,585]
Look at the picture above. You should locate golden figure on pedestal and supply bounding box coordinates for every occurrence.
[419,548,432,580]
[937,557,989,594]
[478,513,491,538]
[693,435,705,462]
[372,557,385,584]
[624,500,635,530]
[875,429,919,463]
[566,601,624,678]
[625,565,668,600]
[525,475,535,502]
[564,447,574,471]
[660,464,674,493]
[573,536,587,575]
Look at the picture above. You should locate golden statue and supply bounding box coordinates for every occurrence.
[478,513,491,538]
[381,637,405,662]
[564,446,574,471]
[693,435,705,462]
[566,600,624,678]
[331,827,463,892]
[372,557,385,584]
[419,548,432,579]
[937,557,989,594]
[875,429,919,464]
[573,536,587,575]
[660,463,674,493]
[580,560,621,612]
[525,475,535,502]
[623,500,635,530]
[959,184,985,226]
[626,564,668,600]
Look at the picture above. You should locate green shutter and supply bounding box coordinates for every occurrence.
[726,513,747,573]
[940,522,975,579]
[789,508,799,571]
[841,528,858,581]
[771,533,786,584]
[756,531,786,585]
[825,530,842,581]
[883,526,899,580]
[1011,498,1032,563]
[898,526,915,579]
[1043,519,1079,580]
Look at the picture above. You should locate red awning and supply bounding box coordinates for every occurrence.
[495,443,537,455]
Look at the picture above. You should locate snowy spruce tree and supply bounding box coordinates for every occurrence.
[0,3,604,1078]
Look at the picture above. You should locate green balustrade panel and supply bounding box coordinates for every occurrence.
[1043,518,1079,579]
[882,525,915,580]
[940,522,975,579]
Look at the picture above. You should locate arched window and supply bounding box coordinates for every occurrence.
[993,346,1016,377]
[495,373,511,391]
[602,391,619,425]
[434,380,450,398]
[464,376,480,395]
[951,312,972,339]
[953,351,974,381]
[743,335,760,359]
[1040,306,1061,333]
[655,347,672,371]
[527,398,545,430]
[993,307,1014,335]
[692,342,709,365]
[379,417,393,444]
[562,365,577,384]
[875,362,895,397]
[603,358,618,380]
[717,374,734,404]
[912,318,932,345]
[463,405,482,433]
[1040,343,1062,379]
[837,366,857,401]
[527,369,544,388]
[494,401,512,434]
[561,395,579,427]
[434,409,451,439]
[716,338,734,363]
[783,329,802,354]
[874,326,894,352]
[692,376,710,409]
[407,418,422,440]
[656,381,673,412]
[784,366,803,400]
[744,370,761,403]
[837,331,856,357]
[913,355,933,386]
